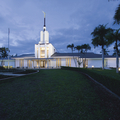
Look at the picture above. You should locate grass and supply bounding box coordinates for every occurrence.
[62,67,120,97]
[0,75,13,79]
[88,68,120,80]
[0,69,110,120]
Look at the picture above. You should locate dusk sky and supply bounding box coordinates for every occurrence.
[0,0,120,55]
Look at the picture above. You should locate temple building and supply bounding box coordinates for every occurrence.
[1,13,120,69]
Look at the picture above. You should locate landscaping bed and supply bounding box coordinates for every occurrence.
[0,69,38,80]
[12,69,37,74]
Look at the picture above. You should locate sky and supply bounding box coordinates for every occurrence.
[0,0,120,56]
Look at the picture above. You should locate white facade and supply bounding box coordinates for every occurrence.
[0,59,15,68]
[10,14,120,69]
[35,43,55,58]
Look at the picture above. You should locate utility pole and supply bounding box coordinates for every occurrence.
[8,28,10,69]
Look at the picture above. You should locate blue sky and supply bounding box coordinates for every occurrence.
[0,0,120,55]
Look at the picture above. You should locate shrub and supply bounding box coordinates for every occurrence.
[0,66,5,70]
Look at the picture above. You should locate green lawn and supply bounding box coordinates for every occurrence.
[0,75,13,79]
[62,67,120,97]
[88,68,120,80]
[0,69,115,119]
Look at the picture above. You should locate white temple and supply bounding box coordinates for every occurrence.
[1,12,120,69]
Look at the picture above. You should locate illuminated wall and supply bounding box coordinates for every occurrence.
[35,43,55,59]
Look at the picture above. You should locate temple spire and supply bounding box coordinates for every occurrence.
[39,11,49,44]
[42,11,46,29]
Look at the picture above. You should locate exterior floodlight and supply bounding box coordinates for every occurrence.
[119,68,120,71]
[92,65,94,68]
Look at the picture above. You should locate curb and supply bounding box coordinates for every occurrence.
[0,70,39,81]
[79,71,120,100]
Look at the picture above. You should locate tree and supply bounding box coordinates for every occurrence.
[100,48,109,55]
[91,24,112,70]
[82,44,91,53]
[113,4,120,25]
[74,45,83,67]
[67,44,77,67]
[1,47,9,66]
[106,29,120,73]
[67,44,74,52]
[81,44,91,68]
[74,45,83,53]
[112,50,120,56]
[74,44,91,68]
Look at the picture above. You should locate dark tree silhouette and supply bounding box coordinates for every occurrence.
[91,24,112,70]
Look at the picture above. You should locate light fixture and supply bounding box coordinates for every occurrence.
[92,65,94,68]
[41,47,45,50]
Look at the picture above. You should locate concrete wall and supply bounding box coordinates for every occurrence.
[51,59,56,68]
[0,59,15,67]
[35,43,55,59]
[24,60,27,67]
[40,31,43,43]
[13,57,120,69]
[107,58,120,67]
[45,31,49,43]
[61,58,66,66]
[87,58,120,68]
[15,59,19,67]
[88,59,102,68]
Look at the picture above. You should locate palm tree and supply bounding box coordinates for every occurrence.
[67,44,74,52]
[82,44,91,53]
[100,48,109,55]
[113,4,120,25]
[67,44,77,67]
[81,44,91,68]
[74,45,83,67]
[112,50,120,56]
[106,29,120,73]
[74,45,83,53]
[91,24,112,70]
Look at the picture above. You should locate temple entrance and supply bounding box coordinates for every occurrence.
[40,60,46,68]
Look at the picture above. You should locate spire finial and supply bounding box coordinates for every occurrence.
[42,11,46,28]
[42,11,46,18]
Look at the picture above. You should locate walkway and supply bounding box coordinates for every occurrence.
[0,72,25,76]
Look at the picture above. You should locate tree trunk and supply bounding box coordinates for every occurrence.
[116,51,119,73]
[102,47,104,70]
[85,51,87,68]
[72,51,77,67]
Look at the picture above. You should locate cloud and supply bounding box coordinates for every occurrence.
[0,0,119,56]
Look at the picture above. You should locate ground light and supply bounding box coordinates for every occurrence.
[92,65,94,69]
[119,68,120,74]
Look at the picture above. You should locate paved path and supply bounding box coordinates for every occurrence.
[0,72,25,76]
